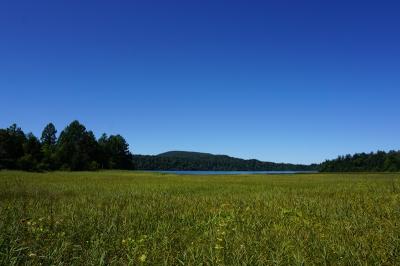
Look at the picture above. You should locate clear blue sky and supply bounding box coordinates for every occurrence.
[1,0,399,164]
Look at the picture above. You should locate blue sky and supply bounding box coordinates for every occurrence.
[1,0,399,164]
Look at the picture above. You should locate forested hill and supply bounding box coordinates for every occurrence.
[157,151,218,159]
[3,122,399,172]
[320,150,400,172]
[134,151,317,171]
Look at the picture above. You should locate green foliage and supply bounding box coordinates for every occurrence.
[320,151,400,172]
[0,121,134,171]
[98,134,133,169]
[17,155,38,171]
[135,151,317,171]
[0,124,26,169]
[40,123,57,146]
[2,121,399,173]
[0,171,399,265]
[40,123,58,170]
[24,133,42,162]
[56,121,101,170]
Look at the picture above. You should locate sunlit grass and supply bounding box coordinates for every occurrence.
[0,171,399,265]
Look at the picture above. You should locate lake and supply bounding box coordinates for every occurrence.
[146,170,318,175]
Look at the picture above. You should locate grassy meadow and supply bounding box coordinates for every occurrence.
[0,171,400,265]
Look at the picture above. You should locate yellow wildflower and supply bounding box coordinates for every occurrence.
[139,254,147,262]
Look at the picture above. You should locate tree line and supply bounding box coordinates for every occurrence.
[2,121,400,172]
[0,121,134,171]
[319,150,400,172]
[134,152,318,171]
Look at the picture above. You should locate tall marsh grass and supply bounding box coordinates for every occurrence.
[0,171,399,265]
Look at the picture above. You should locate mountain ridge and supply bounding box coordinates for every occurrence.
[158,150,280,163]
[134,150,317,171]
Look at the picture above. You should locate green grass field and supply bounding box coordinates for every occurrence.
[1,171,399,265]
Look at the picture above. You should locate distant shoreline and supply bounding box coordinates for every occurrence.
[142,170,319,175]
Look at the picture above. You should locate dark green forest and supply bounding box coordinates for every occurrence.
[134,151,317,171]
[319,151,400,172]
[0,121,133,171]
[1,122,400,172]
